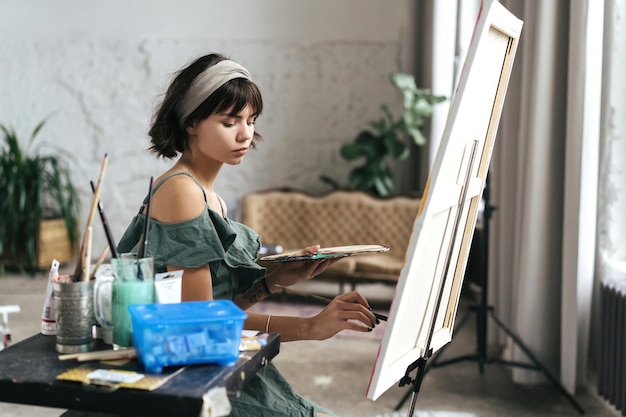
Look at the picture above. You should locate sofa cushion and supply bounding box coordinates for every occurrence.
[353,253,405,276]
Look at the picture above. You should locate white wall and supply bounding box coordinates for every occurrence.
[0,0,415,259]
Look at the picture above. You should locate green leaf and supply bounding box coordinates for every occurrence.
[319,175,341,190]
[372,163,395,197]
[341,143,364,161]
[348,166,372,190]
[374,177,394,198]
[405,126,427,146]
[354,130,377,145]
[369,119,387,135]
[390,72,417,93]
[383,132,409,160]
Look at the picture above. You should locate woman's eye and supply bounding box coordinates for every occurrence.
[247,120,256,126]
[223,122,235,127]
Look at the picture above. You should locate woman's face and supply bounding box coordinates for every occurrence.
[187,105,256,166]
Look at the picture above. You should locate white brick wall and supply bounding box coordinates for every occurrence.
[0,0,416,259]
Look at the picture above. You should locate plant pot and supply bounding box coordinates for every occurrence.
[37,218,77,269]
[1,218,77,271]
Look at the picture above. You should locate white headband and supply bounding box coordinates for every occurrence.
[175,59,252,124]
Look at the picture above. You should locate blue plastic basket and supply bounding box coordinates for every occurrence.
[128,300,248,373]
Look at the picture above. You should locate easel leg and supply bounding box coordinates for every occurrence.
[488,309,585,414]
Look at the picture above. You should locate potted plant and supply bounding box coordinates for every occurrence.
[0,119,81,275]
[321,72,446,198]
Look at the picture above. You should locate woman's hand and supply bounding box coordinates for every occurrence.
[305,291,378,341]
[264,245,340,291]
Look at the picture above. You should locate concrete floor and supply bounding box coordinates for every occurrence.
[0,266,621,417]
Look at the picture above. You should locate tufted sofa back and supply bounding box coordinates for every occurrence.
[240,190,421,264]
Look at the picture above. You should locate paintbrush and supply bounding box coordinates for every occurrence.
[80,226,93,282]
[136,176,154,260]
[276,285,388,322]
[90,180,119,259]
[90,246,110,280]
[135,176,154,280]
[74,153,108,281]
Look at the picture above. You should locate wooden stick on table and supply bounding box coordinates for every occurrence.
[59,348,136,362]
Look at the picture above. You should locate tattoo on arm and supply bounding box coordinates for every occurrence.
[242,279,271,304]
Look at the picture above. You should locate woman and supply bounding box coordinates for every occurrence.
[117,53,378,417]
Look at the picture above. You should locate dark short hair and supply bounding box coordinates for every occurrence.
[148,53,264,159]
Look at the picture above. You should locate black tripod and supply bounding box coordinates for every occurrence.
[395,177,585,415]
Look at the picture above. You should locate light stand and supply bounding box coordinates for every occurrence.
[394,176,585,415]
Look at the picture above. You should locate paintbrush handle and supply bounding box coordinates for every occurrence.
[277,285,333,303]
[277,286,388,321]
[80,226,93,281]
[137,176,154,259]
[90,180,119,259]
[74,154,108,279]
[90,246,110,279]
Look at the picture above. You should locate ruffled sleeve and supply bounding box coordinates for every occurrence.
[117,211,228,268]
[116,208,266,299]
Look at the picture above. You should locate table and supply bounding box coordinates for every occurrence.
[0,333,280,417]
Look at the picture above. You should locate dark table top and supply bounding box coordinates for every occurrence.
[0,333,280,417]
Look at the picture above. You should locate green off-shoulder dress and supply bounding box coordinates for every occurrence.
[117,172,336,417]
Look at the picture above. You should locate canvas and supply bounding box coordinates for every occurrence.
[366,0,523,401]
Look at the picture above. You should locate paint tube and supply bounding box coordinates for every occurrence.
[154,270,183,304]
[0,305,20,351]
[41,259,60,335]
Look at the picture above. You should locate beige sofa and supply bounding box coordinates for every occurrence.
[239,190,421,291]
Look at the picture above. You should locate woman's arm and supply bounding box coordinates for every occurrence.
[167,264,213,301]
[243,291,378,342]
[234,252,338,311]
[155,174,216,301]
[233,256,341,311]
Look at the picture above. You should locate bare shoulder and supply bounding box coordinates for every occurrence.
[150,173,206,223]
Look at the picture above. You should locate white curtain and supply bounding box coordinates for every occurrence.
[490,0,571,385]
[490,0,603,391]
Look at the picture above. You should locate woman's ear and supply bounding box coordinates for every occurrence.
[186,123,197,136]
